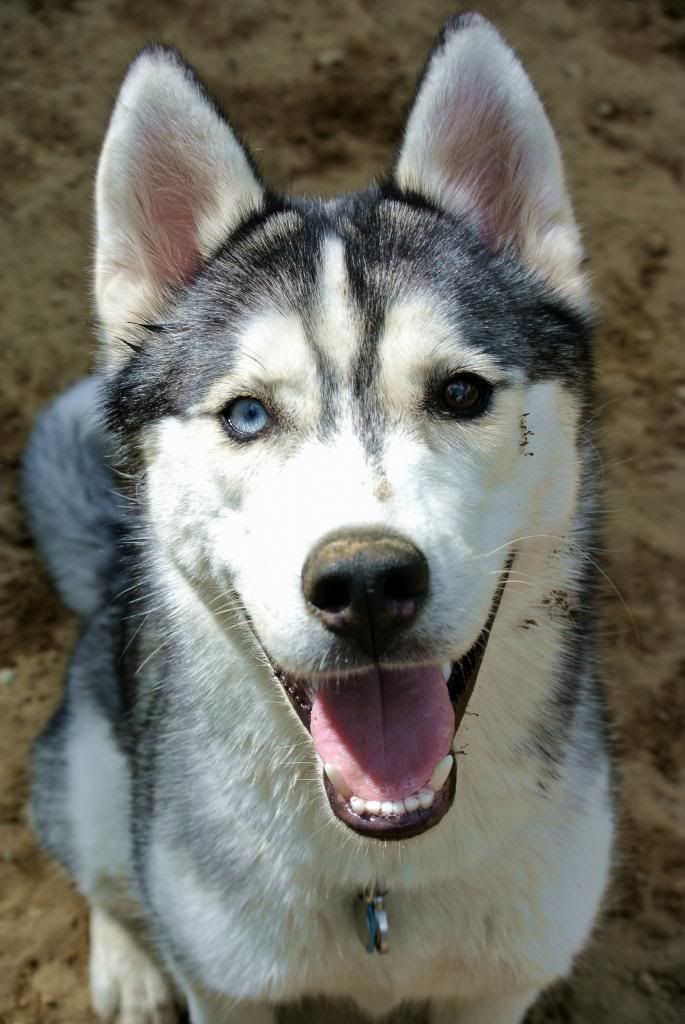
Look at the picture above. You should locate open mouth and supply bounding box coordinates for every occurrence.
[258,556,512,841]
[274,632,492,840]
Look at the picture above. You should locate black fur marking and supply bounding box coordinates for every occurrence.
[343,214,388,460]
[119,337,142,354]
[210,191,290,257]
[376,178,442,216]
[307,332,341,443]
[136,322,168,334]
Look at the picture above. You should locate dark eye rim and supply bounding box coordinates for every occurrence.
[427,372,494,420]
[219,395,275,442]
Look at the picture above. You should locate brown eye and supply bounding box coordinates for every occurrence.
[439,374,492,418]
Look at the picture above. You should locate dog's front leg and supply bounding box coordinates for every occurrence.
[431,990,539,1024]
[183,982,276,1024]
[89,907,180,1023]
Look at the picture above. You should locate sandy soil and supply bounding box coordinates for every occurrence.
[1,0,684,1021]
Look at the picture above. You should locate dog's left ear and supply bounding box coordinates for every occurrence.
[395,14,587,305]
[95,46,265,367]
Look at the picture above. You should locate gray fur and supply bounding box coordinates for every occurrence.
[22,377,120,617]
[31,602,125,873]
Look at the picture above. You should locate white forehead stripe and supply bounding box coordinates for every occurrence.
[315,234,358,377]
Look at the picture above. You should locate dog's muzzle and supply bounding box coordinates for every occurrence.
[253,533,516,840]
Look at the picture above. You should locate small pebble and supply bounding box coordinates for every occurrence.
[636,970,658,995]
[643,230,669,258]
[594,98,617,119]
[315,48,344,69]
[0,667,15,687]
[562,61,583,80]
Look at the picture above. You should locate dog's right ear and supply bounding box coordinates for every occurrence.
[394,14,587,307]
[95,46,264,367]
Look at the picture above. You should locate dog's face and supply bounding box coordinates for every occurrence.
[99,15,591,839]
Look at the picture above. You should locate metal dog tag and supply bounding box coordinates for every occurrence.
[355,885,389,954]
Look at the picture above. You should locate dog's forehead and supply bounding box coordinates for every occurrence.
[217,208,505,409]
[116,191,588,438]
[228,235,359,387]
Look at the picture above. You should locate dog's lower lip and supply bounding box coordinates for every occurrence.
[323,761,457,839]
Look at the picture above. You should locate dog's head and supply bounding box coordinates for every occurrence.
[98,15,591,839]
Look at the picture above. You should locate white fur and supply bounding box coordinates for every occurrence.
[315,234,360,375]
[142,301,580,683]
[68,701,132,896]
[90,908,177,1024]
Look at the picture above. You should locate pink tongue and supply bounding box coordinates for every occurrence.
[310,666,454,801]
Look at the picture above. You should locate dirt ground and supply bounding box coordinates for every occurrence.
[1,0,684,1021]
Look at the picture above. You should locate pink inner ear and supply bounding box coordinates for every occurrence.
[432,79,531,252]
[138,139,202,287]
[149,183,201,285]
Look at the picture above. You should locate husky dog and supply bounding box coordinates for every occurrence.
[24,13,614,1024]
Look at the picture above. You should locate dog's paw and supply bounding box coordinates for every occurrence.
[89,908,180,1024]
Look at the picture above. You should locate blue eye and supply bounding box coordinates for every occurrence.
[221,397,271,438]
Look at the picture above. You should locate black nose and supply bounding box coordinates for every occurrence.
[302,530,429,656]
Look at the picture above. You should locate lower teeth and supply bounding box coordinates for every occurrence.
[337,753,453,817]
